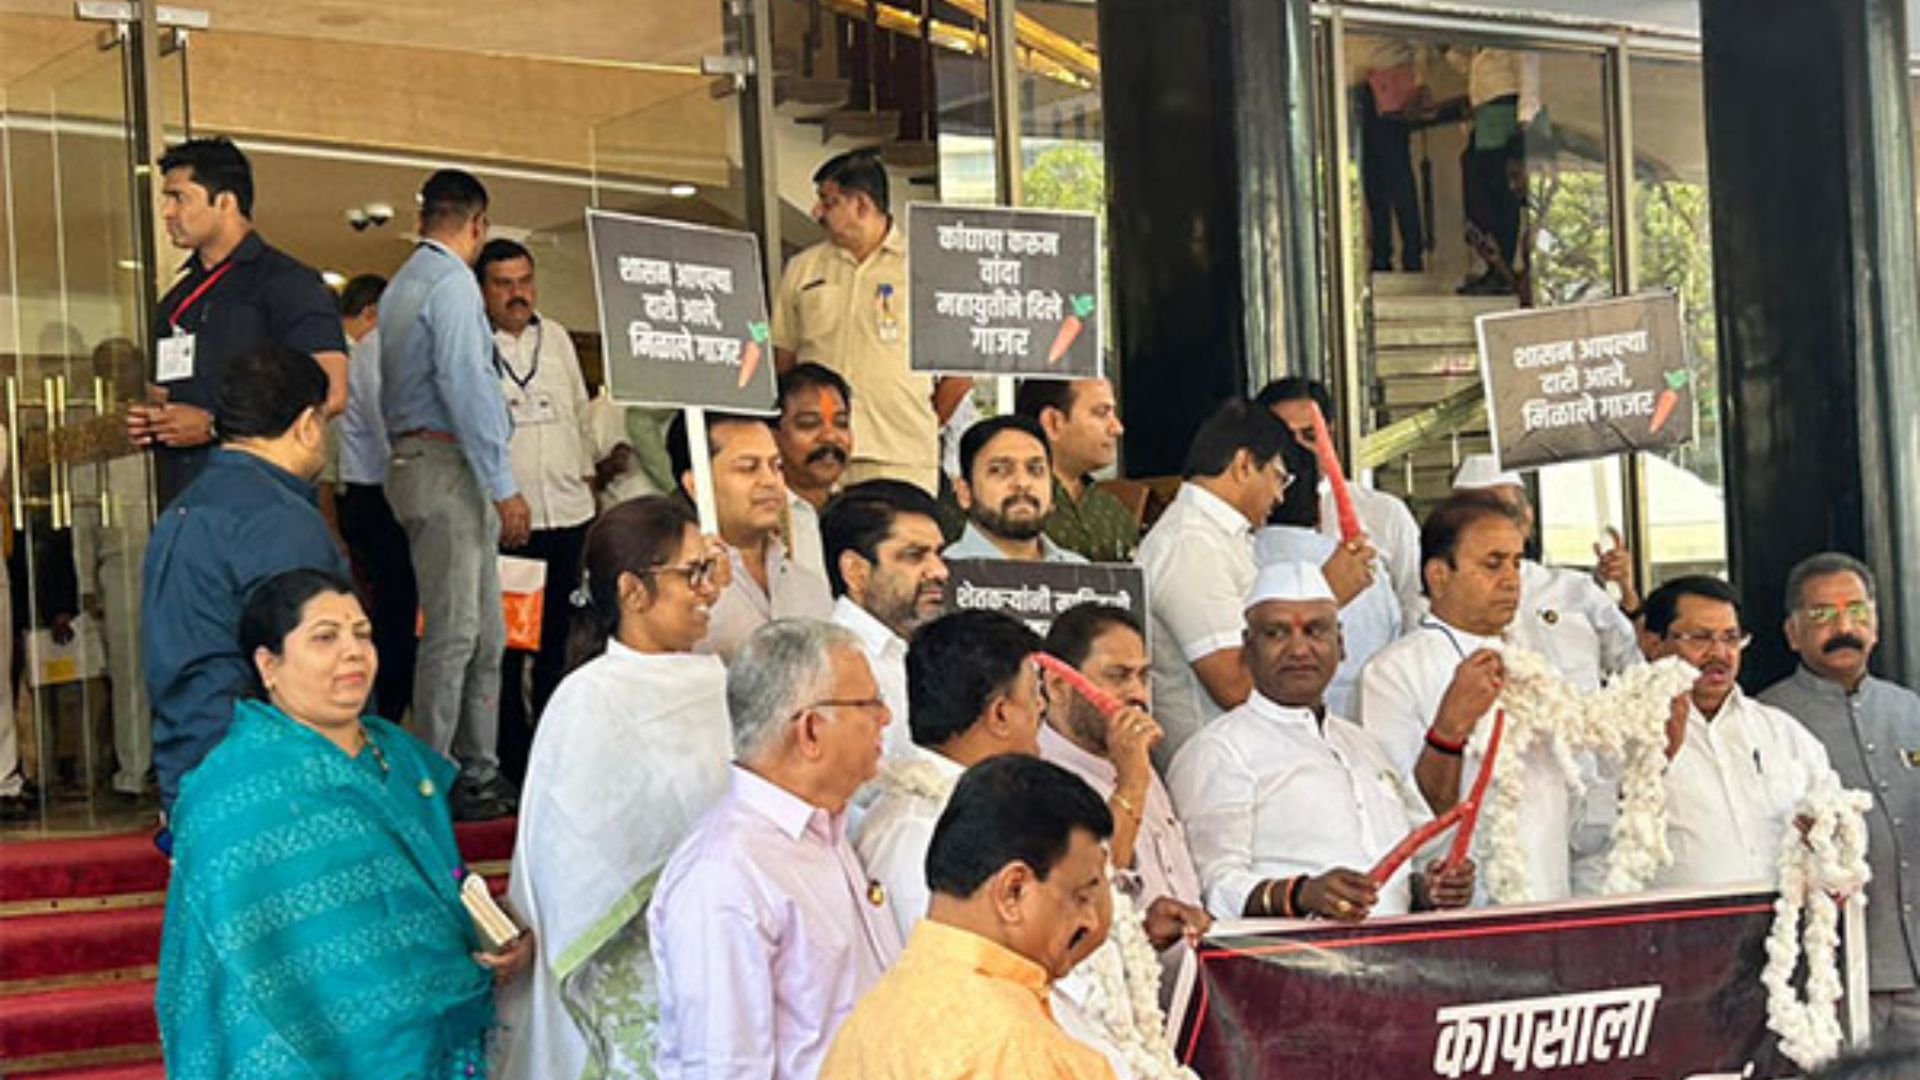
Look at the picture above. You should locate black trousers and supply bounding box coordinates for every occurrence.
[497,523,587,784]
[1358,85,1423,273]
[337,483,418,725]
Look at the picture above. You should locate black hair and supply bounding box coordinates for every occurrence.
[1014,379,1079,424]
[906,609,1041,748]
[665,410,765,481]
[1268,427,1321,528]
[1784,551,1877,613]
[925,754,1114,898]
[776,362,853,416]
[214,345,329,442]
[475,237,534,283]
[1642,574,1743,637]
[1042,603,1143,670]
[239,568,359,697]
[158,137,254,218]
[419,169,488,235]
[819,479,944,597]
[813,149,889,216]
[958,413,1052,483]
[337,274,386,319]
[1252,375,1334,417]
[567,496,699,671]
[1181,398,1291,479]
[1417,490,1527,596]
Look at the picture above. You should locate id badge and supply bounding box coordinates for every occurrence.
[156,332,196,382]
[509,392,558,426]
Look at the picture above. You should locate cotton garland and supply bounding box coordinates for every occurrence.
[1762,776,1871,1071]
[870,755,1195,1079]
[1476,645,1698,904]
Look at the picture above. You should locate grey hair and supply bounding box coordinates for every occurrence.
[1784,552,1877,614]
[727,618,862,762]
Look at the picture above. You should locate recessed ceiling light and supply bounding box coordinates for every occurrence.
[116,259,140,271]
[322,270,347,289]
[668,183,697,199]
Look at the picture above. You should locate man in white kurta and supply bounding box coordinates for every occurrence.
[649,621,901,1080]
[1638,575,1837,888]
[1136,402,1291,767]
[497,645,732,1080]
[1172,562,1474,922]
[1356,492,1579,904]
[819,479,950,760]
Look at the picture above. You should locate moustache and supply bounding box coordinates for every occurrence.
[1000,495,1041,513]
[1824,634,1868,654]
[807,445,848,466]
[507,298,531,308]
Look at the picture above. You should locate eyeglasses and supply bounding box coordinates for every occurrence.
[1800,600,1875,627]
[788,697,889,722]
[1268,460,1296,493]
[645,555,720,591]
[1666,629,1752,651]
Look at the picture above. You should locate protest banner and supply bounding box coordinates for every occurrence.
[587,209,778,530]
[907,203,1102,378]
[943,559,1145,638]
[1171,889,1867,1080]
[1476,293,1695,472]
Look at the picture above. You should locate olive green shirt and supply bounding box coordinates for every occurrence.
[1044,474,1140,563]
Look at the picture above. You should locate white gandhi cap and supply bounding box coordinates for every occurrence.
[1452,453,1524,492]
[1244,561,1338,613]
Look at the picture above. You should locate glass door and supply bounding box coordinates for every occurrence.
[3,23,161,826]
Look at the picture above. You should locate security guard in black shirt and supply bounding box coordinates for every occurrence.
[127,137,346,504]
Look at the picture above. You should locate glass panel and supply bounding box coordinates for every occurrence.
[1015,0,1106,369]
[1633,53,1726,583]
[3,24,153,828]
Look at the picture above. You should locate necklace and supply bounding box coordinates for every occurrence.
[358,727,391,776]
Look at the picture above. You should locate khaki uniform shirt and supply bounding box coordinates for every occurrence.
[773,225,938,491]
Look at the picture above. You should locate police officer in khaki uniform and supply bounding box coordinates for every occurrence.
[772,150,970,496]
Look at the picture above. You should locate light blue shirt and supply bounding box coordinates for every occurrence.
[378,240,516,500]
[1253,524,1402,718]
[944,521,1087,563]
[339,328,390,486]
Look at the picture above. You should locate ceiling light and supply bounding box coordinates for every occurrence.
[668,183,697,199]
[322,271,347,289]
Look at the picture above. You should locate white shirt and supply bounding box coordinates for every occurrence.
[1169,693,1427,919]
[494,316,596,530]
[1656,688,1837,890]
[698,534,834,663]
[1254,524,1402,718]
[1509,560,1641,692]
[1319,480,1424,632]
[1137,483,1257,767]
[1039,723,1202,909]
[585,389,662,511]
[832,596,913,761]
[1354,617,1576,903]
[787,492,826,579]
[853,749,963,941]
[650,766,902,1080]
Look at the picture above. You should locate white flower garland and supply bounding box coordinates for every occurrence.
[1475,646,1697,904]
[1761,776,1871,1071]
[871,754,1194,1080]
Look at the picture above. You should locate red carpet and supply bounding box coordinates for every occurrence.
[0,818,516,1076]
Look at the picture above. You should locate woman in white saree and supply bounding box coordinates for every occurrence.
[497,495,733,1079]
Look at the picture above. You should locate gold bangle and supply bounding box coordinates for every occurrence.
[1111,791,1142,821]
[1259,878,1279,916]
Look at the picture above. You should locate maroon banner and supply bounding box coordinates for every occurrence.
[1172,890,1863,1080]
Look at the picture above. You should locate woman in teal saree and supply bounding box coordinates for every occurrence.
[158,568,533,1078]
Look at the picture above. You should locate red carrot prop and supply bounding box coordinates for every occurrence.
[1032,651,1125,719]
[1367,709,1505,884]
[1307,401,1363,542]
[1046,295,1097,365]
[1647,369,1688,434]
[737,321,770,389]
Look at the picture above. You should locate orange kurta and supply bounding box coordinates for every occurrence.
[820,920,1119,1080]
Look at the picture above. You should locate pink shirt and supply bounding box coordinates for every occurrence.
[649,765,903,1080]
[1038,723,1203,909]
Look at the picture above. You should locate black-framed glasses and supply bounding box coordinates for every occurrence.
[1801,600,1875,627]
[645,555,720,591]
[788,697,889,722]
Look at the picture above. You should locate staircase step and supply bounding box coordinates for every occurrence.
[879,139,939,170]
[797,109,901,142]
[775,73,852,110]
[1373,345,1482,379]
[0,979,156,1064]
[0,907,164,989]
[1375,322,1479,349]
[1368,272,1447,297]
[0,832,168,908]
[454,816,518,865]
[1373,293,1519,323]
[1380,375,1482,409]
